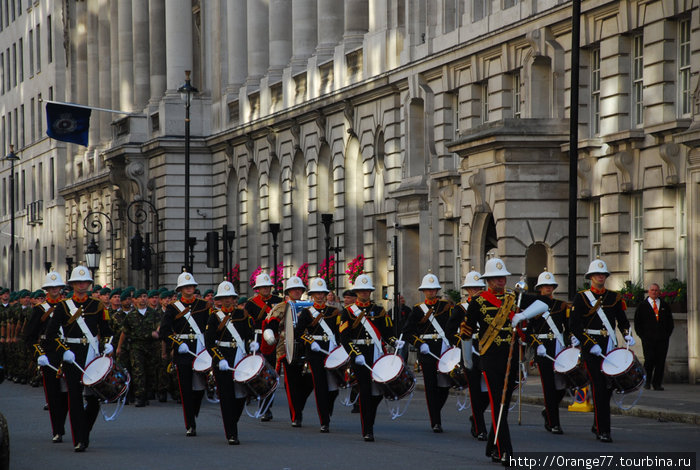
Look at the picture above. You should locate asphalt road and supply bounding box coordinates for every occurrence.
[1,380,699,470]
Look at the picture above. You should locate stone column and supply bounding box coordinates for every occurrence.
[110,1,120,111]
[87,0,100,144]
[165,0,193,91]
[268,0,292,79]
[149,0,166,103]
[290,0,317,70]
[343,0,368,49]
[132,0,150,110]
[118,0,134,112]
[226,0,248,91]
[246,0,269,85]
[316,0,343,60]
[98,0,112,141]
[75,0,88,105]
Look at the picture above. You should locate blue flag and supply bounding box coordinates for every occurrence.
[45,102,91,147]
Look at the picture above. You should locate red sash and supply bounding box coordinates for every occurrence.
[252,296,276,355]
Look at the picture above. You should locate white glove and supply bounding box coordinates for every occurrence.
[103,343,114,356]
[62,350,75,364]
[511,313,525,328]
[178,343,190,355]
[570,336,581,347]
[394,339,405,350]
[249,341,260,353]
[536,344,547,357]
[624,335,636,346]
[263,329,276,345]
[310,342,321,353]
[472,344,480,356]
[218,359,231,371]
[37,355,50,367]
[354,354,366,366]
[589,344,603,356]
[419,343,430,355]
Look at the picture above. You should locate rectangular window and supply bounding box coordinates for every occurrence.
[12,42,16,87]
[5,48,10,90]
[631,194,644,283]
[451,90,460,139]
[473,0,488,21]
[631,34,643,127]
[482,82,489,123]
[28,29,33,76]
[49,157,54,199]
[31,165,35,201]
[10,0,14,21]
[591,199,601,259]
[591,47,601,135]
[12,108,17,147]
[47,15,52,63]
[19,104,24,148]
[18,37,22,82]
[1,178,5,215]
[677,190,687,281]
[20,169,25,208]
[35,23,41,73]
[1,51,4,94]
[678,18,691,116]
[38,161,42,200]
[513,73,522,118]
[30,97,35,142]
[37,92,42,136]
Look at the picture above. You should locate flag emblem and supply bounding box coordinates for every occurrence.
[45,102,91,147]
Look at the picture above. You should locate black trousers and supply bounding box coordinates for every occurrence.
[482,345,518,459]
[641,339,669,388]
[535,356,566,428]
[41,364,68,437]
[418,354,449,427]
[352,363,383,437]
[281,360,314,422]
[213,368,245,440]
[307,352,339,426]
[583,353,613,434]
[64,364,99,446]
[175,363,205,430]
[465,360,489,436]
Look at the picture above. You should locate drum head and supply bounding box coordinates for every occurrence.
[553,347,580,373]
[83,356,111,386]
[602,348,633,375]
[325,346,349,369]
[193,351,212,372]
[372,355,403,383]
[437,347,461,374]
[234,355,264,382]
[284,302,296,364]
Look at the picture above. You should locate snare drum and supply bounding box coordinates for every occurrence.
[553,347,589,389]
[81,356,130,403]
[437,347,469,389]
[601,348,645,393]
[233,354,278,399]
[324,346,356,389]
[192,350,213,373]
[372,354,415,401]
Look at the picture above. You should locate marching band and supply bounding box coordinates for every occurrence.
[6,255,645,466]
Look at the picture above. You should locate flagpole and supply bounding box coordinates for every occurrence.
[41,99,146,117]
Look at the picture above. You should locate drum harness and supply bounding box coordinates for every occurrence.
[583,291,618,349]
[173,301,205,354]
[308,307,337,349]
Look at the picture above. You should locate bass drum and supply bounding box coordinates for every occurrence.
[284,301,313,364]
[602,348,645,394]
[234,354,279,399]
[81,356,131,403]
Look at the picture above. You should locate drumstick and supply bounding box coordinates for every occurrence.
[252,333,259,356]
[393,333,404,358]
[427,351,441,361]
[364,362,386,382]
[71,361,95,382]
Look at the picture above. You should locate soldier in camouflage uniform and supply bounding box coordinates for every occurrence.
[117,289,160,407]
[15,290,33,384]
[148,289,169,402]
[158,290,179,402]
[0,288,11,378]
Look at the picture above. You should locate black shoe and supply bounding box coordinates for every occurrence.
[477,432,488,441]
[541,409,552,432]
[432,424,443,433]
[591,425,599,439]
[135,399,146,408]
[644,383,651,390]
[653,386,665,391]
[550,425,563,435]
[351,404,360,414]
[52,434,63,443]
[291,419,302,427]
[43,404,49,411]
[74,442,87,453]
[469,416,478,438]
[363,433,374,442]
[492,452,502,463]
[599,432,613,443]
[320,425,329,433]
[501,452,512,467]
[186,427,197,437]
[227,437,240,445]
[260,410,273,422]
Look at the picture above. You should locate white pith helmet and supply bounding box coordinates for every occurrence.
[176,270,198,290]
[480,258,511,279]
[42,271,66,289]
[352,274,375,291]
[418,272,441,290]
[284,275,306,292]
[214,280,238,299]
[68,266,93,283]
[307,277,329,294]
[585,258,610,279]
[535,268,558,289]
[253,272,274,289]
[462,269,486,288]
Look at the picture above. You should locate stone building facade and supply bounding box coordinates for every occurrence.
[0,0,698,381]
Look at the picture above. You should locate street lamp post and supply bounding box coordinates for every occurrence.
[269,223,281,293]
[85,238,101,284]
[178,70,198,273]
[320,214,333,287]
[332,236,342,299]
[5,145,19,291]
[127,199,160,289]
[83,211,115,285]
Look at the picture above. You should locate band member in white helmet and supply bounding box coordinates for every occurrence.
[446,268,489,441]
[403,272,452,433]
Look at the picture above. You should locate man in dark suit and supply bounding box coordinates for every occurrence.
[634,283,674,391]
